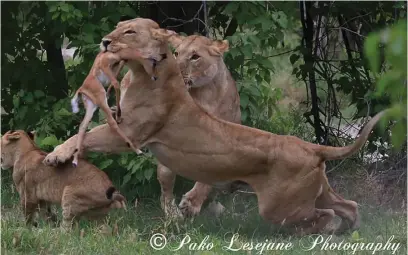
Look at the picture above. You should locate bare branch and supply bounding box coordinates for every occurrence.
[159,3,210,34]
[243,49,298,61]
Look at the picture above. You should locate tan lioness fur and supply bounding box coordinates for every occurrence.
[118,35,242,218]
[71,51,142,166]
[44,18,387,235]
[1,130,126,230]
[154,34,241,217]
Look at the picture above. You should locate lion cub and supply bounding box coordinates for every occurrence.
[71,51,142,166]
[0,130,127,230]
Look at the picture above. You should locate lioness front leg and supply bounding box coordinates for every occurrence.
[43,124,130,166]
[157,163,183,219]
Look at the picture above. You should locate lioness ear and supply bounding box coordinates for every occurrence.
[168,34,185,48]
[208,40,229,56]
[27,131,36,140]
[116,18,138,28]
[7,132,21,141]
[150,28,176,41]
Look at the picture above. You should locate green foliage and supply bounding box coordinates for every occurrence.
[222,2,286,84]
[364,20,407,149]
[237,79,280,124]
[217,2,297,127]
[118,152,156,185]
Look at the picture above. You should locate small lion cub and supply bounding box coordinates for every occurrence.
[71,51,142,166]
[0,130,127,230]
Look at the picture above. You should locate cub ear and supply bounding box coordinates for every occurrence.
[150,28,177,41]
[7,132,21,141]
[208,40,229,56]
[168,34,185,49]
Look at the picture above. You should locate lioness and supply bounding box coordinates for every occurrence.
[109,34,243,218]
[156,34,242,217]
[98,34,242,218]
[44,18,387,235]
[1,130,126,230]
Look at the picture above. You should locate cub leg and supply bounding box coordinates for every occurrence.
[60,187,92,232]
[38,202,58,225]
[21,200,38,227]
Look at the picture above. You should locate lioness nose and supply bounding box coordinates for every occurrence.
[102,39,112,48]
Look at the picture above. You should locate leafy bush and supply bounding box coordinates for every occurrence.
[364,20,407,150]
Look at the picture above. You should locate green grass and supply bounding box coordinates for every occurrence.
[1,181,406,255]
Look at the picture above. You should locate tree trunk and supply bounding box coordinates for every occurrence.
[338,15,363,86]
[300,1,325,144]
[45,37,68,100]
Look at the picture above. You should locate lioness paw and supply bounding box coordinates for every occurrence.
[43,145,74,166]
[179,197,201,218]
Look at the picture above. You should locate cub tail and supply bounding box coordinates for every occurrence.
[106,186,127,210]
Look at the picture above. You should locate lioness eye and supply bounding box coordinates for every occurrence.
[124,30,136,35]
[191,54,200,60]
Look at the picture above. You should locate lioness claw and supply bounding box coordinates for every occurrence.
[179,197,200,218]
[43,151,70,167]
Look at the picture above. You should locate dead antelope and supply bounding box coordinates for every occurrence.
[71,51,142,166]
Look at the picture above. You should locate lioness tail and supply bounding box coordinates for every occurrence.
[314,110,387,161]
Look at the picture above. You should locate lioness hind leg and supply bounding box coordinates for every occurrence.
[246,169,333,235]
[73,95,98,166]
[316,185,360,234]
[99,101,142,155]
[292,208,335,236]
[258,197,335,236]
